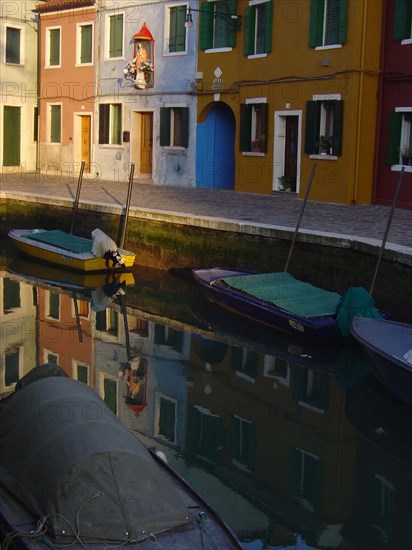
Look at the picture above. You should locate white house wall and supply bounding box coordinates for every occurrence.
[0,1,38,172]
[95,1,198,186]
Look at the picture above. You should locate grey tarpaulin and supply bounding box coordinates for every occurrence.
[0,377,191,542]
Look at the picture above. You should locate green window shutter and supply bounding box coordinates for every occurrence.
[6,27,20,63]
[5,350,19,386]
[239,104,252,151]
[338,0,348,44]
[80,25,92,63]
[104,378,117,413]
[304,101,319,154]
[96,311,106,331]
[3,279,20,310]
[109,14,123,57]
[181,107,189,148]
[332,100,343,156]
[288,448,303,496]
[200,2,214,49]
[159,398,176,441]
[111,104,121,145]
[171,5,187,52]
[154,323,166,344]
[309,0,324,48]
[50,105,61,143]
[243,6,255,55]
[187,407,201,454]
[386,112,403,165]
[160,107,171,146]
[33,106,38,142]
[264,1,273,53]
[49,292,60,319]
[99,104,109,144]
[49,28,60,65]
[228,0,238,48]
[393,0,411,40]
[77,364,88,384]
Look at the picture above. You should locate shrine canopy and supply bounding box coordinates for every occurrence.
[133,22,153,41]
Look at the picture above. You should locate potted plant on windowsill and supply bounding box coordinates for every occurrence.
[399,145,412,166]
[250,135,265,152]
[315,135,332,155]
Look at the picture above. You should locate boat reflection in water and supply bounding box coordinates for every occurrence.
[0,259,410,550]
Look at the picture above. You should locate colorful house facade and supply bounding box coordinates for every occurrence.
[0,1,38,172]
[35,0,97,178]
[195,0,385,204]
[374,0,412,209]
[93,0,198,185]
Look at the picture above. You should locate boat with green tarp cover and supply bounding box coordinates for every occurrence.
[192,268,383,344]
[0,373,242,550]
[8,228,136,272]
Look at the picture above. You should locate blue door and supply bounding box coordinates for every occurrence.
[196,102,235,189]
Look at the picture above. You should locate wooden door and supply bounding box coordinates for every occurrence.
[140,112,153,174]
[3,106,21,166]
[81,115,91,172]
[284,116,298,182]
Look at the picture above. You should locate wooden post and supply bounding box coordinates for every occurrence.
[70,160,85,234]
[119,163,135,249]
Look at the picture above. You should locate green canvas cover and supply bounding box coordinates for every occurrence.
[0,377,191,542]
[335,287,383,337]
[25,230,93,254]
[221,272,341,318]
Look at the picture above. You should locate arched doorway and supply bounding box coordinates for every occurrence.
[196,102,235,189]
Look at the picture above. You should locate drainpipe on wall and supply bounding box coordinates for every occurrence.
[35,11,40,172]
[95,0,102,179]
[352,0,368,204]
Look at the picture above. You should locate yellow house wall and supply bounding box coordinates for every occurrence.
[197,0,382,204]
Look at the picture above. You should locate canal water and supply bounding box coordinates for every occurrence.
[1,241,411,550]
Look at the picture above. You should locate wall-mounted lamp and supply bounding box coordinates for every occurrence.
[185,7,242,29]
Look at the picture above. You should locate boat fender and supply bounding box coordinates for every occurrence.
[104,249,126,268]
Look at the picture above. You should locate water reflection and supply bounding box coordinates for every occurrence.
[1,256,411,550]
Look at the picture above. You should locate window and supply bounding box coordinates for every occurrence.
[33,107,38,142]
[107,13,123,58]
[156,395,177,442]
[187,406,223,463]
[244,1,272,56]
[6,26,21,64]
[200,0,238,50]
[104,378,117,413]
[3,279,20,312]
[160,106,189,147]
[48,291,60,319]
[292,366,329,411]
[46,27,61,66]
[394,0,412,41]
[229,414,256,471]
[96,308,118,336]
[77,364,88,384]
[387,109,412,166]
[305,97,343,156]
[240,101,268,153]
[309,0,348,48]
[49,104,62,143]
[5,349,20,387]
[289,448,323,512]
[99,104,122,145]
[77,23,93,64]
[165,4,187,54]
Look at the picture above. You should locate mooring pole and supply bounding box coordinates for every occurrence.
[70,160,85,234]
[119,163,135,249]
[369,167,405,296]
[284,162,317,273]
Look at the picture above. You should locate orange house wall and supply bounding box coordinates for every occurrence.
[38,8,95,147]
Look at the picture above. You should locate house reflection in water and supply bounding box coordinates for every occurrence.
[1,266,411,550]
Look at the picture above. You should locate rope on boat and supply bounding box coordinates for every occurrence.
[197,511,221,549]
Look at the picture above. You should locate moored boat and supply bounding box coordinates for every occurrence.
[0,375,242,549]
[192,268,382,344]
[350,317,412,404]
[9,228,136,272]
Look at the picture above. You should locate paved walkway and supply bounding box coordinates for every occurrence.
[1,170,411,263]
